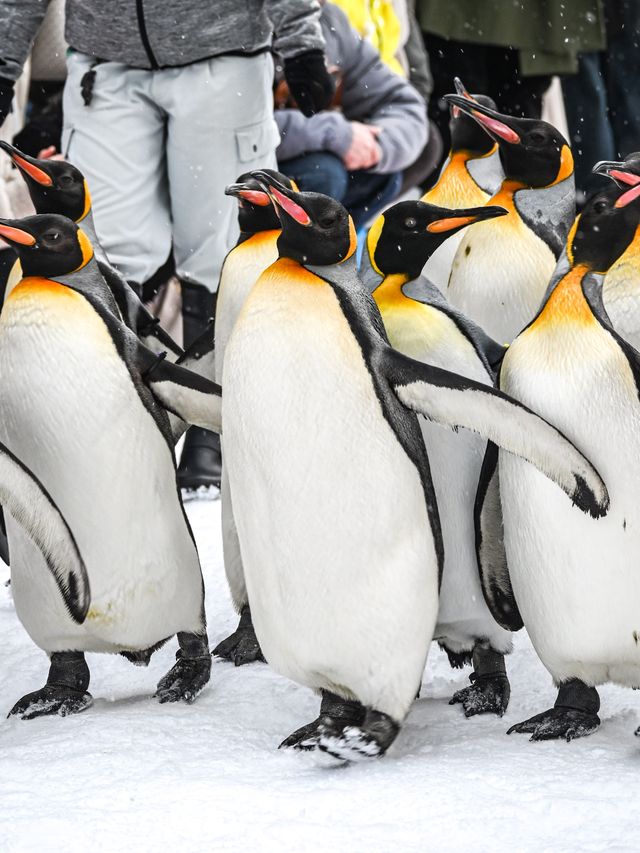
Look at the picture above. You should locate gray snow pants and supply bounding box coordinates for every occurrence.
[62,50,279,291]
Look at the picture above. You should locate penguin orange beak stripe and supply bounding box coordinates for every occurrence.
[270,187,311,226]
[427,216,478,233]
[238,190,271,206]
[615,183,640,209]
[470,112,520,144]
[12,154,53,187]
[0,223,36,246]
[610,170,640,188]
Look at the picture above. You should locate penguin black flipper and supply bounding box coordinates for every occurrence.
[137,346,222,433]
[96,258,183,358]
[474,441,523,631]
[382,347,610,518]
[0,442,89,622]
[403,276,508,375]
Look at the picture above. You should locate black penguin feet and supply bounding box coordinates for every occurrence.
[212,606,265,666]
[9,685,93,720]
[450,646,510,717]
[280,692,399,763]
[279,691,365,752]
[507,679,601,742]
[155,632,211,704]
[9,651,92,720]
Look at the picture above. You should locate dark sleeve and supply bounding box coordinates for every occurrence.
[0,0,51,82]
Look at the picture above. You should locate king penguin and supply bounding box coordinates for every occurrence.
[0,141,182,358]
[364,198,517,716]
[489,185,640,741]
[444,95,575,343]
[221,171,607,762]
[0,214,222,718]
[419,78,503,291]
[212,171,297,667]
[592,154,640,350]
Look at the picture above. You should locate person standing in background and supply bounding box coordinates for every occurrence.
[561,0,640,201]
[0,0,334,492]
[417,0,605,157]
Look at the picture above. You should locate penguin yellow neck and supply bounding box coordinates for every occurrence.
[373,273,410,309]
[606,224,640,280]
[489,180,526,213]
[422,150,490,208]
[530,264,596,331]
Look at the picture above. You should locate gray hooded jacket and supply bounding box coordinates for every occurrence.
[0,0,324,81]
[275,3,427,174]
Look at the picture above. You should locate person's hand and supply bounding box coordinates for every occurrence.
[284,50,335,117]
[343,122,382,171]
[37,146,65,162]
[0,78,15,127]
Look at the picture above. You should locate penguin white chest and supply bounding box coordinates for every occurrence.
[500,317,640,686]
[0,280,202,652]
[223,264,439,721]
[448,207,555,343]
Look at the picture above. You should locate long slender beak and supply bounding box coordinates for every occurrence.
[444,95,521,145]
[593,160,640,187]
[0,141,53,187]
[224,182,271,206]
[452,77,476,118]
[427,204,507,233]
[0,218,37,246]
[251,170,311,226]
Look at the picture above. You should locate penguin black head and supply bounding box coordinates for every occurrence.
[0,214,94,278]
[593,154,640,205]
[449,78,497,156]
[444,95,573,189]
[568,185,640,273]
[225,170,296,236]
[367,200,507,280]
[0,141,90,223]
[251,170,356,266]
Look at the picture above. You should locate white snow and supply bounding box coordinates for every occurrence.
[0,498,638,853]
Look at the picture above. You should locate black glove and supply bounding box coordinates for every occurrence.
[0,77,15,127]
[284,50,335,117]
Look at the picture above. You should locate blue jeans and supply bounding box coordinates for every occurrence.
[278,152,402,228]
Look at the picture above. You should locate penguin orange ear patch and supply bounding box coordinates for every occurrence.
[239,190,271,207]
[13,154,53,187]
[0,224,36,246]
[270,188,311,226]
[427,216,476,233]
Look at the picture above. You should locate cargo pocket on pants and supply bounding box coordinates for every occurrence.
[235,119,281,166]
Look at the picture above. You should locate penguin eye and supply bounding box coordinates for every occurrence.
[593,200,608,214]
[58,175,74,187]
[528,131,546,145]
[43,230,61,243]
[319,215,336,229]
[403,217,418,230]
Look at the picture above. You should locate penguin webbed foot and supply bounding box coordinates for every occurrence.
[450,672,510,718]
[155,633,211,704]
[9,685,93,720]
[449,646,510,717]
[280,692,399,763]
[9,651,92,720]
[507,679,600,742]
[212,606,265,666]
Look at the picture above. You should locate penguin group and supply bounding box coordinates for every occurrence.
[1,75,640,763]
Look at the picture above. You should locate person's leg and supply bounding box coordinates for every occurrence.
[562,52,615,197]
[61,52,171,287]
[343,170,402,229]
[605,2,640,160]
[278,151,349,201]
[421,33,489,156]
[162,52,279,490]
[487,47,551,119]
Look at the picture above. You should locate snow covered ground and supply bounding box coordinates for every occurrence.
[1,497,638,853]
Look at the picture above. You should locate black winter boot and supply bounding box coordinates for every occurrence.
[177,280,222,493]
